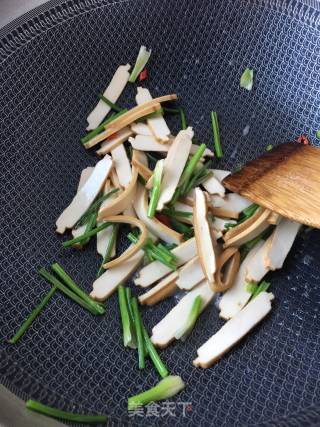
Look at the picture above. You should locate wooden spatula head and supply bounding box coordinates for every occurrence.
[223,143,320,228]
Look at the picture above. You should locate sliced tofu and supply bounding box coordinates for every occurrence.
[176,256,205,290]
[245,237,270,283]
[212,217,237,233]
[138,272,179,305]
[134,237,197,287]
[56,155,113,234]
[86,64,131,130]
[212,169,231,182]
[193,292,273,368]
[219,241,265,320]
[265,218,301,270]
[157,128,193,210]
[136,87,171,143]
[111,144,132,188]
[209,193,252,219]
[151,281,215,348]
[173,201,193,225]
[202,171,225,197]
[129,135,171,152]
[131,122,153,136]
[97,180,117,258]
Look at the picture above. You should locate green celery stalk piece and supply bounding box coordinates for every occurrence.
[240,68,254,91]
[174,295,202,341]
[26,400,107,423]
[63,222,112,248]
[128,376,185,410]
[131,297,145,369]
[251,281,271,299]
[148,159,164,218]
[118,286,134,348]
[98,93,122,112]
[129,46,152,83]
[80,109,127,144]
[210,111,223,158]
[9,286,57,344]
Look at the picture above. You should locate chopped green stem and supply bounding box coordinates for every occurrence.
[131,297,145,369]
[316,130,320,139]
[187,170,213,193]
[266,144,273,151]
[179,108,187,130]
[51,263,104,315]
[182,161,212,196]
[98,93,122,112]
[118,286,134,348]
[129,46,152,83]
[26,400,107,423]
[9,286,57,344]
[162,208,192,219]
[136,109,164,123]
[75,188,119,228]
[63,222,112,248]
[38,268,99,315]
[251,281,271,299]
[170,217,194,239]
[162,107,180,114]
[96,224,119,277]
[246,282,258,294]
[240,68,254,91]
[179,144,206,193]
[142,326,169,378]
[80,109,127,144]
[242,203,259,217]
[148,160,164,218]
[175,295,202,341]
[145,152,158,164]
[128,376,185,410]
[210,111,223,158]
[80,212,97,247]
[157,243,177,261]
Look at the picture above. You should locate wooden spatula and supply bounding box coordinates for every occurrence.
[223,142,320,228]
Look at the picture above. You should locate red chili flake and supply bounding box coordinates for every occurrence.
[295,134,310,145]
[139,68,148,81]
[156,213,171,227]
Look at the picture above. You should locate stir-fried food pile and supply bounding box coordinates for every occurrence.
[9,47,304,421]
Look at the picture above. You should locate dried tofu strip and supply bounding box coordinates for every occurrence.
[131,122,153,136]
[98,150,139,219]
[209,193,252,219]
[136,87,171,143]
[56,155,113,234]
[111,144,132,188]
[265,218,301,270]
[86,64,131,130]
[97,180,117,258]
[223,208,271,248]
[91,247,144,301]
[133,184,183,245]
[213,247,240,292]
[157,128,194,210]
[71,167,94,246]
[129,135,171,152]
[96,127,133,156]
[193,292,273,368]
[193,188,217,286]
[176,256,205,290]
[151,281,215,348]
[245,237,270,283]
[219,241,265,320]
[267,212,281,225]
[84,94,177,149]
[134,237,197,287]
[131,157,153,180]
[202,171,225,197]
[139,272,179,306]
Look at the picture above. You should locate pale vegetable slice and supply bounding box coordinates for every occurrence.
[97,150,139,219]
[139,272,179,306]
[245,237,270,283]
[129,135,171,152]
[190,145,214,157]
[91,247,144,301]
[151,281,215,348]
[212,169,231,182]
[176,256,205,290]
[136,87,171,143]
[102,216,147,269]
[157,127,194,210]
[265,218,301,270]
[133,184,183,245]
[84,94,177,149]
[213,247,240,292]
[202,172,225,197]
[212,217,237,232]
[134,237,197,287]
[97,180,117,257]
[173,201,193,225]
[86,64,131,131]
[131,122,152,136]
[194,292,273,368]
[193,188,216,286]
[223,208,271,248]
[209,193,252,219]
[56,155,113,234]
[71,167,94,245]
[111,144,132,187]
[96,127,133,156]
[219,241,265,320]
[131,157,153,180]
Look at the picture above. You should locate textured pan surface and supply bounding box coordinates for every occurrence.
[0,0,320,426]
